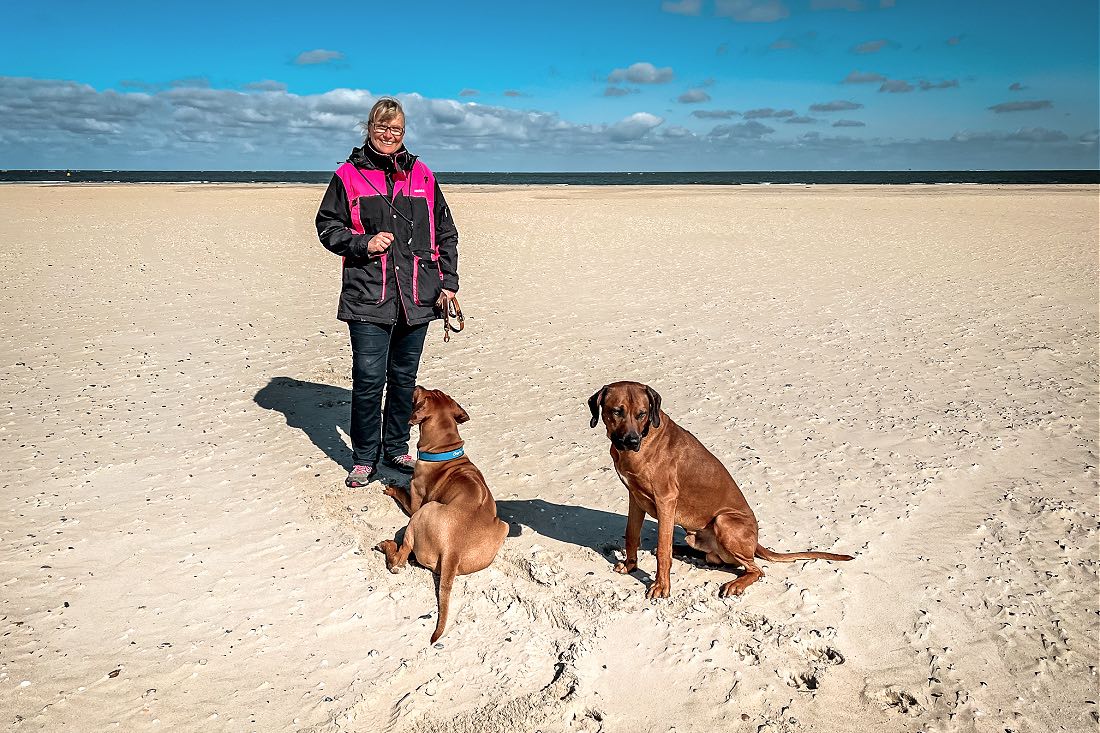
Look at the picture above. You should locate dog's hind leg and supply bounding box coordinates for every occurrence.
[684,526,726,565]
[710,513,765,597]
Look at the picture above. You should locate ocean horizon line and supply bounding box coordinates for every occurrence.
[2,169,1097,185]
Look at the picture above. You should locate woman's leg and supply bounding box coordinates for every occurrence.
[381,319,429,461]
[348,320,391,467]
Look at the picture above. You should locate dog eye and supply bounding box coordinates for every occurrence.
[612,407,625,416]
[637,411,647,419]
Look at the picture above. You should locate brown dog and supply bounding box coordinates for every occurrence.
[589,381,853,599]
[375,387,509,643]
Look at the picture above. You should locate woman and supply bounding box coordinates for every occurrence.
[316,98,459,487]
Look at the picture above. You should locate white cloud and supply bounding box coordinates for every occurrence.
[294,49,344,65]
[608,62,674,84]
[662,125,696,138]
[853,39,889,54]
[744,107,795,118]
[918,79,958,91]
[988,100,1053,113]
[809,100,863,111]
[692,109,741,119]
[811,0,864,10]
[715,0,790,23]
[608,112,664,141]
[951,127,1069,143]
[244,80,288,92]
[661,0,703,15]
[709,120,775,139]
[879,79,913,93]
[843,70,886,84]
[677,89,712,103]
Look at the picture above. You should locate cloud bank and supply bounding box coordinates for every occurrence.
[0,76,1091,170]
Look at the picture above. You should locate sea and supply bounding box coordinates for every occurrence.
[1,170,1097,185]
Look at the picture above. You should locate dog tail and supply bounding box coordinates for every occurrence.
[430,554,460,644]
[755,544,854,563]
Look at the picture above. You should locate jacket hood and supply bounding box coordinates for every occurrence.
[349,142,417,174]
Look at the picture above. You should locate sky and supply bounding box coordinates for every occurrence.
[2,0,1097,171]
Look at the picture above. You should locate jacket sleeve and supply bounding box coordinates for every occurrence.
[316,174,373,258]
[433,180,460,292]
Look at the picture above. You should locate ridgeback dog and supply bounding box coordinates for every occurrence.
[589,381,853,599]
[375,387,509,643]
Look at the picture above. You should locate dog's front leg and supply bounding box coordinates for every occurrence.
[647,501,675,599]
[614,495,644,574]
[382,486,415,517]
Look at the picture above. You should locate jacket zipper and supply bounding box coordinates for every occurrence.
[386,169,411,325]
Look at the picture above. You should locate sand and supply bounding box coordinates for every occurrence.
[0,182,1096,733]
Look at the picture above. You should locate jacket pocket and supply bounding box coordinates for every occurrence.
[343,253,387,304]
[353,195,384,236]
[412,252,442,306]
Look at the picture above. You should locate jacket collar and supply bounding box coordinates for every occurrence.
[349,142,417,174]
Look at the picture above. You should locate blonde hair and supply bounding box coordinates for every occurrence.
[359,97,405,138]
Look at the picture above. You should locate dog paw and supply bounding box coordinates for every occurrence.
[719,581,746,598]
[374,540,397,555]
[613,561,637,574]
[645,583,670,599]
[382,487,399,498]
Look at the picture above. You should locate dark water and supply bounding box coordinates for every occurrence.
[2,169,1097,184]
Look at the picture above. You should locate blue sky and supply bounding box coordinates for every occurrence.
[2,0,1097,170]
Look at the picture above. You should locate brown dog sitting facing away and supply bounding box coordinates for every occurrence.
[589,381,853,599]
[375,387,509,643]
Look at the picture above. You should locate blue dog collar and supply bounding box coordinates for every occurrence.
[417,447,465,462]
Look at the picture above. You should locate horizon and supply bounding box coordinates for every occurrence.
[4,167,1099,174]
[5,167,1100,173]
[3,0,1098,172]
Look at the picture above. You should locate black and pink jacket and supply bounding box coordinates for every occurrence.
[315,144,459,326]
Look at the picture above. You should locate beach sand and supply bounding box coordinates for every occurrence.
[1,183,1096,732]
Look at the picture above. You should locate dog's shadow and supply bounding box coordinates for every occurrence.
[495,499,712,587]
[254,376,409,487]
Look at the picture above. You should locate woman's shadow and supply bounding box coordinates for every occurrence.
[254,376,408,486]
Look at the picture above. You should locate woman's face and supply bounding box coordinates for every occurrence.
[369,114,405,155]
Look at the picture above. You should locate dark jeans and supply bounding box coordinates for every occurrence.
[348,318,428,466]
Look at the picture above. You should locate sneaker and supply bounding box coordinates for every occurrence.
[345,464,375,488]
[383,453,416,474]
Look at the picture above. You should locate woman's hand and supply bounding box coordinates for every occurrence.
[367,232,394,255]
[435,289,456,309]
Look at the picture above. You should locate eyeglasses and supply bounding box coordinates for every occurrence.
[372,123,405,137]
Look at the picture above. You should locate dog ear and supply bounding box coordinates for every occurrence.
[453,403,470,424]
[409,405,428,426]
[588,386,607,428]
[645,385,662,428]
